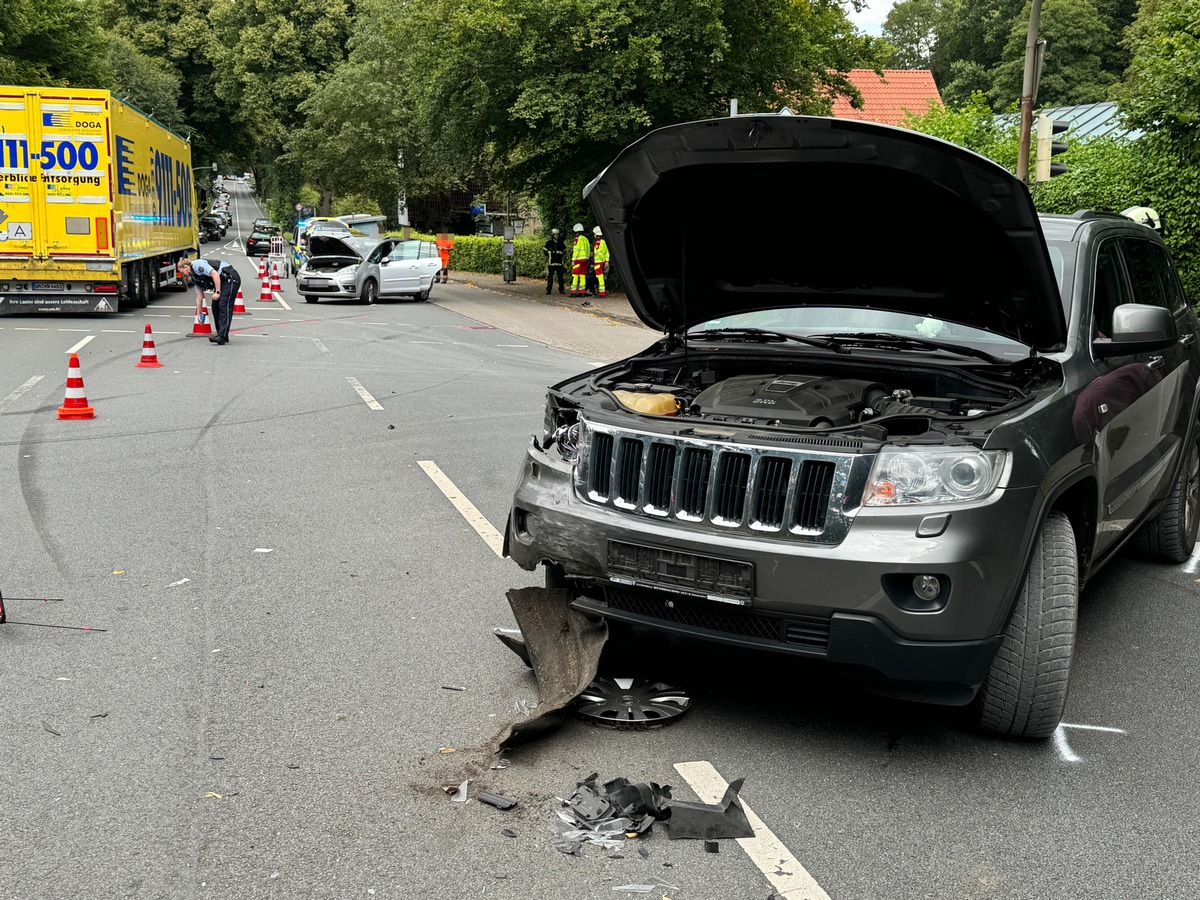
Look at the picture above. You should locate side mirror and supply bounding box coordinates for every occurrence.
[1094,303,1177,357]
[379,258,390,266]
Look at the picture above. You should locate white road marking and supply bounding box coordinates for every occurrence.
[157,331,181,335]
[65,335,95,354]
[57,328,91,332]
[345,376,383,410]
[418,460,504,558]
[1181,543,1200,574]
[674,761,831,900]
[1053,722,1127,763]
[101,329,136,333]
[497,344,529,348]
[410,340,442,344]
[145,314,172,318]
[14,327,48,331]
[155,305,195,309]
[272,292,292,311]
[311,337,331,355]
[1,375,44,409]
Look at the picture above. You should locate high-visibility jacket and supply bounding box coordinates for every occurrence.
[593,238,609,264]
[572,234,590,261]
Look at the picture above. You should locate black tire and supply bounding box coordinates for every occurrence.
[976,511,1077,739]
[362,279,379,305]
[124,263,146,310]
[138,261,154,307]
[303,294,318,304]
[415,286,431,301]
[1135,438,1200,563]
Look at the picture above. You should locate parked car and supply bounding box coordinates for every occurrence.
[354,238,441,303]
[297,234,379,302]
[245,229,277,256]
[200,214,226,238]
[506,114,1200,740]
[252,218,277,234]
[199,220,221,244]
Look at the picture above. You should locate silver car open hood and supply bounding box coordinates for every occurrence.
[309,235,376,259]
[584,115,1067,351]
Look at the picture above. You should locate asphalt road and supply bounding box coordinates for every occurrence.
[1,183,1198,900]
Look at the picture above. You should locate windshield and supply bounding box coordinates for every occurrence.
[691,307,1033,360]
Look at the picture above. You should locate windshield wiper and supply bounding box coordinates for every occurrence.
[686,327,846,352]
[811,332,1010,364]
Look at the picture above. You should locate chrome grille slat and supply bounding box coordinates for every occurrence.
[575,420,858,544]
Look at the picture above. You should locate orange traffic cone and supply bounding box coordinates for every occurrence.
[135,323,163,368]
[233,288,248,315]
[190,306,214,336]
[270,264,282,294]
[257,257,266,279]
[57,354,95,420]
[259,273,274,303]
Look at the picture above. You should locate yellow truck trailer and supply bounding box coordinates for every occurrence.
[0,86,198,314]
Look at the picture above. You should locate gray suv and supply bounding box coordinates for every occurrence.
[505,115,1200,738]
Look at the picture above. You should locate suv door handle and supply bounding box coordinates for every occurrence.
[1148,355,1166,370]
[1181,333,1196,346]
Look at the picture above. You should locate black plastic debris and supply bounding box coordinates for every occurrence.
[556,773,671,849]
[704,839,719,853]
[441,685,466,692]
[555,841,583,857]
[666,778,755,841]
[501,828,517,838]
[493,628,532,668]
[478,793,518,810]
[575,677,691,730]
[494,588,608,750]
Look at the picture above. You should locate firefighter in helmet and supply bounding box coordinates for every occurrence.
[570,223,590,297]
[591,226,609,298]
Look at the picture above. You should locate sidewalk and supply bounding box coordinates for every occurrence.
[431,271,658,363]
[445,271,645,328]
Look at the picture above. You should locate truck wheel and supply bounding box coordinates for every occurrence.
[123,264,145,310]
[138,261,154,307]
[976,511,1077,739]
[1134,437,1200,563]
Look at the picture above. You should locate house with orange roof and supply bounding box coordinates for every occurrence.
[830,70,942,127]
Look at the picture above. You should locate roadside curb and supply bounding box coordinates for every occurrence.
[447,274,646,330]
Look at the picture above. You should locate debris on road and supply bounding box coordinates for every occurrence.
[478,793,518,810]
[41,720,61,736]
[666,778,754,841]
[490,759,511,770]
[556,773,671,849]
[441,685,466,692]
[703,839,719,853]
[438,748,456,754]
[253,548,274,554]
[501,828,517,838]
[492,627,532,668]
[167,578,191,587]
[575,677,691,730]
[493,587,607,750]
[446,780,469,802]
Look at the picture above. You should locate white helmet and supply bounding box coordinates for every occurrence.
[573,223,584,233]
[593,226,602,236]
[551,227,560,234]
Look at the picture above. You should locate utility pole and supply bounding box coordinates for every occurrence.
[1015,0,1044,185]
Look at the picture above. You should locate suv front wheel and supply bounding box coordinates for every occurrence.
[976,511,1078,739]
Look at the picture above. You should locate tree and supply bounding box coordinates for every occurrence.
[0,0,110,86]
[988,0,1117,107]
[1119,0,1200,157]
[931,0,1027,92]
[104,34,184,130]
[884,0,944,69]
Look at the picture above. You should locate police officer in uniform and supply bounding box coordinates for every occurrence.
[179,257,241,344]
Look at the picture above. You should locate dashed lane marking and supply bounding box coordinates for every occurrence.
[1,376,44,409]
[65,335,95,354]
[345,376,383,410]
[101,329,136,333]
[418,461,504,558]
[14,327,48,331]
[674,761,832,900]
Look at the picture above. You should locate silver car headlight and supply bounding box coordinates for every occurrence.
[864,446,1008,506]
[337,264,359,283]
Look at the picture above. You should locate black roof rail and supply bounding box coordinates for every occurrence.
[1071,210,1127,221]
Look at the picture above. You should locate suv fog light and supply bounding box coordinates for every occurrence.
[913,575,941,601]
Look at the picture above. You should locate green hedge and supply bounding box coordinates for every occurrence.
[388,231,623,292]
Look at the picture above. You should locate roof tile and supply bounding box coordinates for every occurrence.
[830,70,942,127]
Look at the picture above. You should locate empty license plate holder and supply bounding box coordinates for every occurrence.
[606,540,753,602]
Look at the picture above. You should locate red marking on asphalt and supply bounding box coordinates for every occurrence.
[232,319,320,333]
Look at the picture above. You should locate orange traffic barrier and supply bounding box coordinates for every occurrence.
[233,288,248,315]
[190,306,214,336]
[57,354,95,420]
[135,324,163,368]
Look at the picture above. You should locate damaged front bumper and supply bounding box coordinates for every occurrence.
[508,440,1031,705]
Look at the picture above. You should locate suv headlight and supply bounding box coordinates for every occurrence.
[864,447,1008,506]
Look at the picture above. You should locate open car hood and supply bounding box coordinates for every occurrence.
[584,115,1066,351]
[309,235,375,259]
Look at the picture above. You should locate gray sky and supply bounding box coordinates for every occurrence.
[846,0,894,37]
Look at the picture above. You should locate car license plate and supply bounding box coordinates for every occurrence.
[33,282,65,291]
[607,540,753,601]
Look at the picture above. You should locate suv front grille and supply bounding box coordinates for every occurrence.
[578,420,858,544]
[601,585,830,652]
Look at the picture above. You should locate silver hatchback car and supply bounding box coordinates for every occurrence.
[355,238,441,303]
